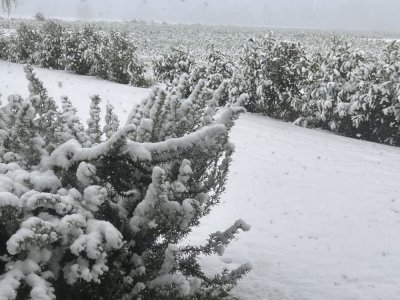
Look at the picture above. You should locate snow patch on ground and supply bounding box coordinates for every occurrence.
[1,61,400,300]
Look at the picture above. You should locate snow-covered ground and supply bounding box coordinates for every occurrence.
[1,61,400,300]
[193,117,400,300]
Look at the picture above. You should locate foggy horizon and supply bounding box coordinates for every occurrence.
[2,0,400,32]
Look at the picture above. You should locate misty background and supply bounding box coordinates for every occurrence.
[3,0,400,31]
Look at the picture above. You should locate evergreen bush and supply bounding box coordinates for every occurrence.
[0,65,251,300]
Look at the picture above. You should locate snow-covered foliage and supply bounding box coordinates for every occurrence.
[0,65,250,299]
[204,46,235,89]
[233,34,400,145]
[237,34,308,120]
[293,39,400,145]
[36,21,65,69]
[61,25,99,76]
[103,103,120,139]
[152,45,236,106]
[153,46,195,84]
[91,30,148,86]
[0,22,149,87]
[190,46,236,106]
[6,23,40,63]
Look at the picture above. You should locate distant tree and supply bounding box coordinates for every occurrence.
[1,0,18,17]
[34,12,45,21]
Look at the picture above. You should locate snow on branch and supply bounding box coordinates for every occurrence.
[42,124,227,170]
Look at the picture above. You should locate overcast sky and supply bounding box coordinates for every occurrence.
[4,0,400,31]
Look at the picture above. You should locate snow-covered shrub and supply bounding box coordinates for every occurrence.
[103,103,120,139]
[157,46,236,106]
[0,65,251,299]
[227,72,247,108]
[238,34,308,120]
[7,23,41,63]
[0,32,8,60]
[0,22,148,87]
[61,25,99,75]
[292,39,367,132]
[91,30,148,86]
[349,41,400,145]
[187,47,236,106]
[162,71,236,112]
[205,46,235,90]
[291,38,400,145]
[153,46,196,83]
[36,21,65,69]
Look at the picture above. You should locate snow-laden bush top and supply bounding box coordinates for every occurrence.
[0,65,251,299]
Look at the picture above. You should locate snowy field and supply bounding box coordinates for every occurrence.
[1,61,400,300]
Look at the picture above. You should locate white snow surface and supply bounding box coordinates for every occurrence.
[1,61,400,299]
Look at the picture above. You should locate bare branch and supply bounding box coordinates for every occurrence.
[1,0,18,17]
